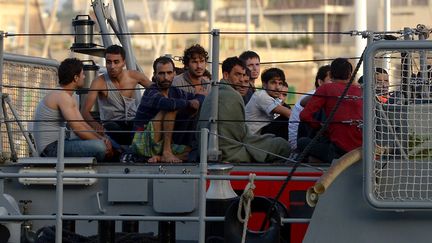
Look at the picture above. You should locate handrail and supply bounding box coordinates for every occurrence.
[0,215,311,223]
[2,173,320,181]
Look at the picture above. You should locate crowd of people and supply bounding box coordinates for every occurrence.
[33,43,390,164]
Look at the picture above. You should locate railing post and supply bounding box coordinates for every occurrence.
[198,128,209,243]
[208,29,221,162]
[55,127,65,243]
[0,31,4,158]
[92,0,113,47]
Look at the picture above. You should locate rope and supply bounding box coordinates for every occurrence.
[237,173,256,243]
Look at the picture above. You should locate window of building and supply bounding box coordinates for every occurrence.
[412,0,428,5]
[393,0,428,6]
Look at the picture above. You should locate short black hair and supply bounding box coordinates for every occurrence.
[375,67,388,75]
[152,56,175,73]
[105,44,126,60]
[245,68,252,79]
[58,58,83,86]
[239,50,260,62]
[314,65,331,88]
[330,58,353,80]
[222,56,246,74]
[182,44,208,66]
[261,68,285,84]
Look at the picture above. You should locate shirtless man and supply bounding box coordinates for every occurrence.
[33,58,112,161]
[81,44,152,146]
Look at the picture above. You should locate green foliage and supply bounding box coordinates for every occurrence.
[255,37,312,48]
[194,0,208,11]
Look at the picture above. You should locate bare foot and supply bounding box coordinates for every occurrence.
[148,155,161,163]
[161,152,182,163]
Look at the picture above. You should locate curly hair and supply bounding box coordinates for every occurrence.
[182,44,209,66]
[58,58,83,85]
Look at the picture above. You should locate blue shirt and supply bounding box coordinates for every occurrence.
[134,83,205,129]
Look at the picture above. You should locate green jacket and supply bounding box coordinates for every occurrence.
[198,80,291,163]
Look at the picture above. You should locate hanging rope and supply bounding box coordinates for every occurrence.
[237,173,256,243]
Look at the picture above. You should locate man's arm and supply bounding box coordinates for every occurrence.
[130,70,152,88]
[60,94,113,156]
[272,105,291,118]
[81,76,104,133]
[299,89,326,129]
[300,95,312,107]
[141,89,191,112]
[60,93,102,140]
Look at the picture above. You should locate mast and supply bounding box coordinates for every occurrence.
[355,0,367,75]
[384,0,391,71]
[208,0,214,58]
[246,0,251,50]
[384,0,391,31]
[24,0,30,55]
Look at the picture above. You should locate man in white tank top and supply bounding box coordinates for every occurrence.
[33,58,113,161]
[81,45,153,146]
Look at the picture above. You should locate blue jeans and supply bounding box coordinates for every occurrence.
[41,139,106,162]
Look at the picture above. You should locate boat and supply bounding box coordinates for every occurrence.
[0,1,431,243]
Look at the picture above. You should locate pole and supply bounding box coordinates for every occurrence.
[323,0,328,59]
[92,0,113,47]
[55,127,65,243]
[0,32,4,157]
[208,0,214,59]
[355,0,367,76]
[246,0,251,50]
[24,0,30,55]
[383,0,391,71]
[208,29,220,162]
[384,0,391,32]
[113,0,136,70]
[198,128,209,243]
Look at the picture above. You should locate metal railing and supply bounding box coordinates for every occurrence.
[0,127,317,242]
[364,40,432,209]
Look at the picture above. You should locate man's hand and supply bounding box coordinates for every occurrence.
[103,137,114,159]
[93,123,105,135]
[189,99,200,110]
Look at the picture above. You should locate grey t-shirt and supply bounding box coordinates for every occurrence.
[33,99,66,154]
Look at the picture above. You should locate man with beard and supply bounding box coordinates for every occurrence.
[173,44,210,95]
[198,57,291,163]
[172,44,210,153]
[81,45,152,146]
[130,56,205,163]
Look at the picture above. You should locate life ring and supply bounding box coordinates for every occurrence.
[224,196,285,243]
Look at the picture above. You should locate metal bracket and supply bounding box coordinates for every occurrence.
[96,191,106,214]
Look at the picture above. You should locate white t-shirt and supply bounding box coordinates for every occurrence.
[245,90,281,134]
[288,90,315,149]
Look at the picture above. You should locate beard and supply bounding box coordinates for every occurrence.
[157,80,172,89]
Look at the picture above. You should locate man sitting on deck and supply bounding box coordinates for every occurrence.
[130,56,205,163]
[198,57,292,163]
[299,58,362,163]
[81,45,152,146]
[33,58,112,161]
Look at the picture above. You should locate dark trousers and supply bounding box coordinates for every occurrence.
[260,115,289,140]
[104,121,134,146]
[297,136,347,164]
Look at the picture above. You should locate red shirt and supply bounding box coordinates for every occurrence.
[300,82,363,152]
